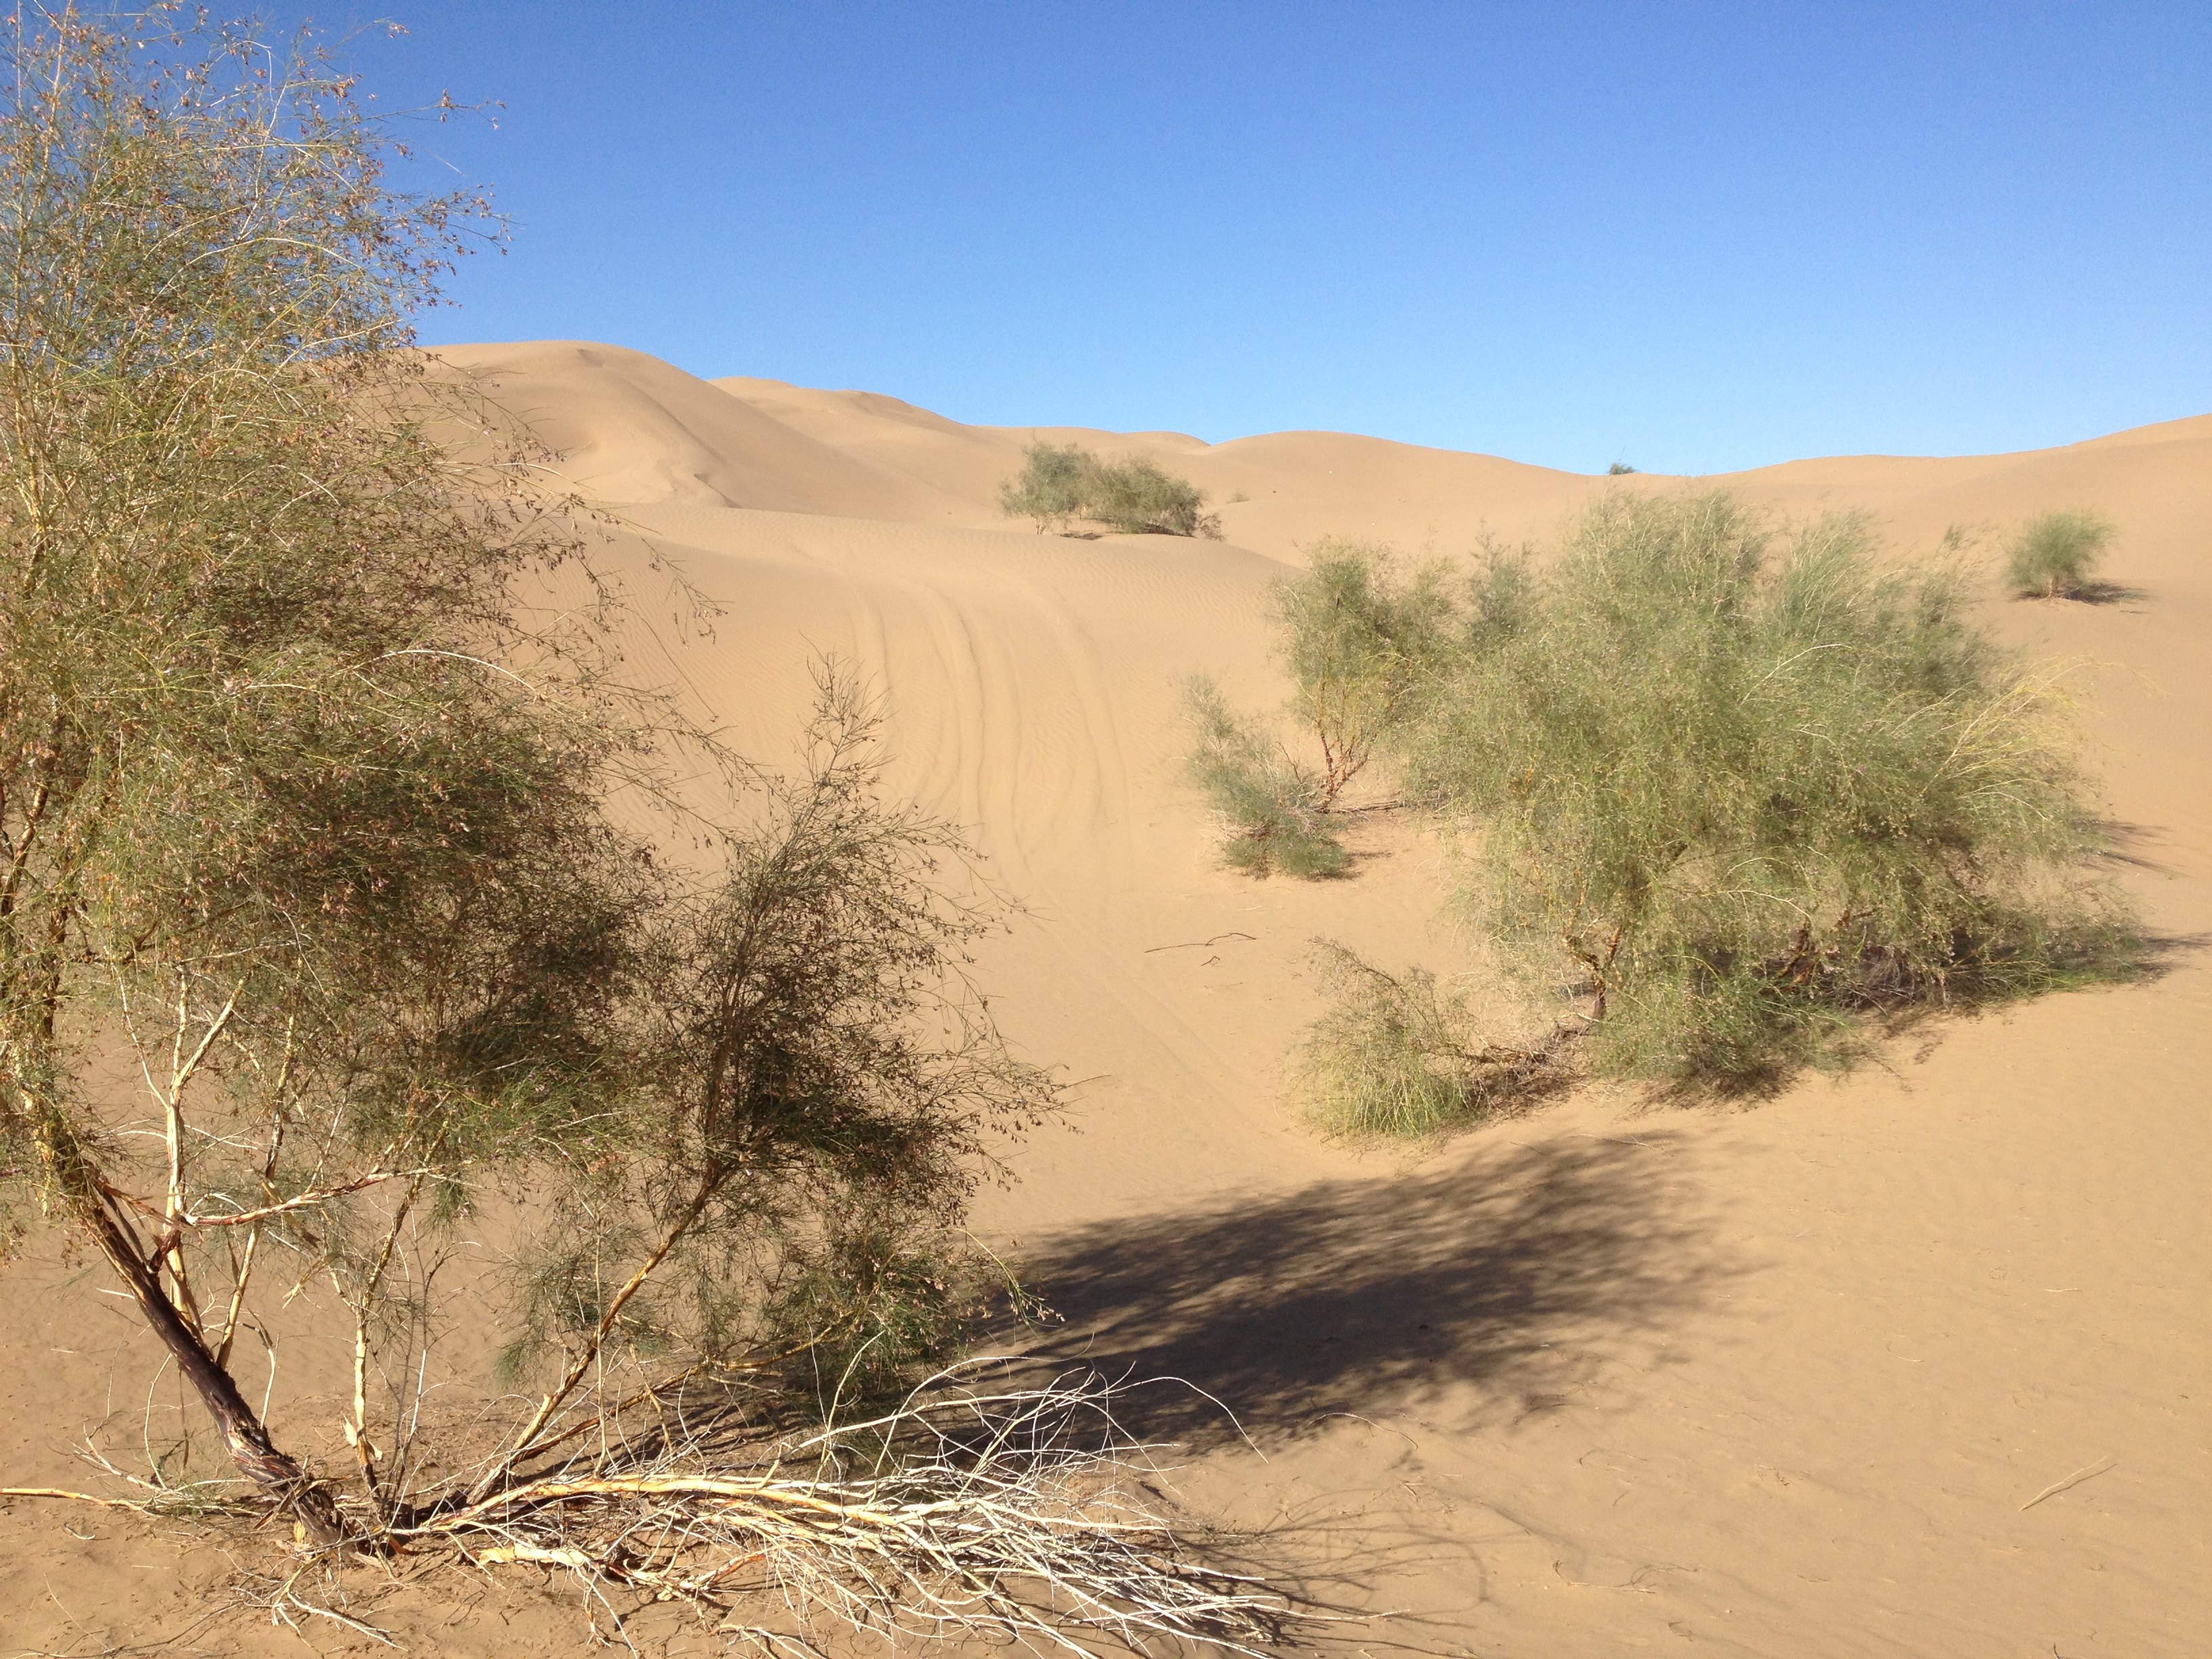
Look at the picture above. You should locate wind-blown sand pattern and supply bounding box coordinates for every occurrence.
[3,342,2204,1656]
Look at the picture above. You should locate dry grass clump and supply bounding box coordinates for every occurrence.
[406,1369,1308,1657]
[1295,941,1566,1136]
[2005,508,2115,598]
[1404,491,2138,1088]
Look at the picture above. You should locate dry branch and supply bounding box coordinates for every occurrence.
[401,1366,1324,1658]
[8,1366,1338,1659]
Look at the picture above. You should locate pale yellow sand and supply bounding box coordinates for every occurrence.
[4,341,2204,1656]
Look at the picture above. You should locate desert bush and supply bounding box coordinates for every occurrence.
[1270,540,1456,805]
[998,443,1220,537]
[1403,491,2133,1087]
[998,440,1091,531]
[1182,677,1347,878]
[1087,454,1221,537]
[1294,941,1562,1136]
[2005,508,2115,598]
[1462,536,1540,652]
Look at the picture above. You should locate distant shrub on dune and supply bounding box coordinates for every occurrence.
[998,443,1221,538]
[1182,676,1347,878]
[1086,455,1221,537]
[998,441,1091,531]
[1401,490,2136,1089]
[2005,508,2115,599]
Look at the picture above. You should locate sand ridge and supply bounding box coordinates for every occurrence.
[2,343,2204,1656]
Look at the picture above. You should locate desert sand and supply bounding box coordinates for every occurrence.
[3,341,2205,1656]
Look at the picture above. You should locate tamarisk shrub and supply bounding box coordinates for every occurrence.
[1402,492,2135,1088]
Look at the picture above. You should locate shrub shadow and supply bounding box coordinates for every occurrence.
[2093,816,2185,876]
[1010,1131,1728,1447]
[2069,579,2148,606]
[2015,580,2148,607]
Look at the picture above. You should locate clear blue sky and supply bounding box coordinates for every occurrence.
[340,2,2210,475]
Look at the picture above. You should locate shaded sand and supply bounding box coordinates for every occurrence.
[3,341,2204,1656]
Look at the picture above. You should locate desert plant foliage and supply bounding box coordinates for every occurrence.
[1181,678,1347,877]
[1403,491,2132,1086]
[996,440,1090,531]
[1087,453,1220,536]
[999,442,1221,537]
[0,4,608,1540]
[1270,539,1456,806]
[2004,507,2114,599]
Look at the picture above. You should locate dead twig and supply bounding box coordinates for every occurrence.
[1145,933,1257,954]
[2019,1456,2116,1512]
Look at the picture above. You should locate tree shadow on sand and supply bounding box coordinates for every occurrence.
[1010,1130,1734,1449]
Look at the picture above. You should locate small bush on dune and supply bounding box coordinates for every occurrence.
[1295,940,1563,1136]
[1404,491,2135,1089]
[1087,455,1221,537]
[998,443,1221,538]
[1270,540,1457,806]
[998,440,1091,530]
[1182,676,1347,878]
[1181,540,1523,881]
[2005,508,2114,598]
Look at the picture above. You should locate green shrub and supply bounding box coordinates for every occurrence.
[1462,537,1539,653]
[2005,508,2114,598]
[998,441,1091,531]
[1270,540,1456,805]
[998,443,1220,537]
[1294,941,1561,1135]
[1087,455,1221,537]
[1404,491,2133,1088]
[1183,676,1347,878]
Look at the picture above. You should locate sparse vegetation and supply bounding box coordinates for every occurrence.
[999,443,1221,537]
[1187,494,2135,1119]
[1270,539,1456,806]
[1179,544,1460,878]
[998,440,1091,531]
[1607,461,1638,475]
[1182,677,1347,877]
[1295,941,1562,1136]
[1088,453,1221,536]
[2005,508,2115,598]
[1403,491,2135,1088]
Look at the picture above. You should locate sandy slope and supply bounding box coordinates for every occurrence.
[2,341,2204,1657]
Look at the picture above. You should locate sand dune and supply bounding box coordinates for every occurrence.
[3,344,2204,1656]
